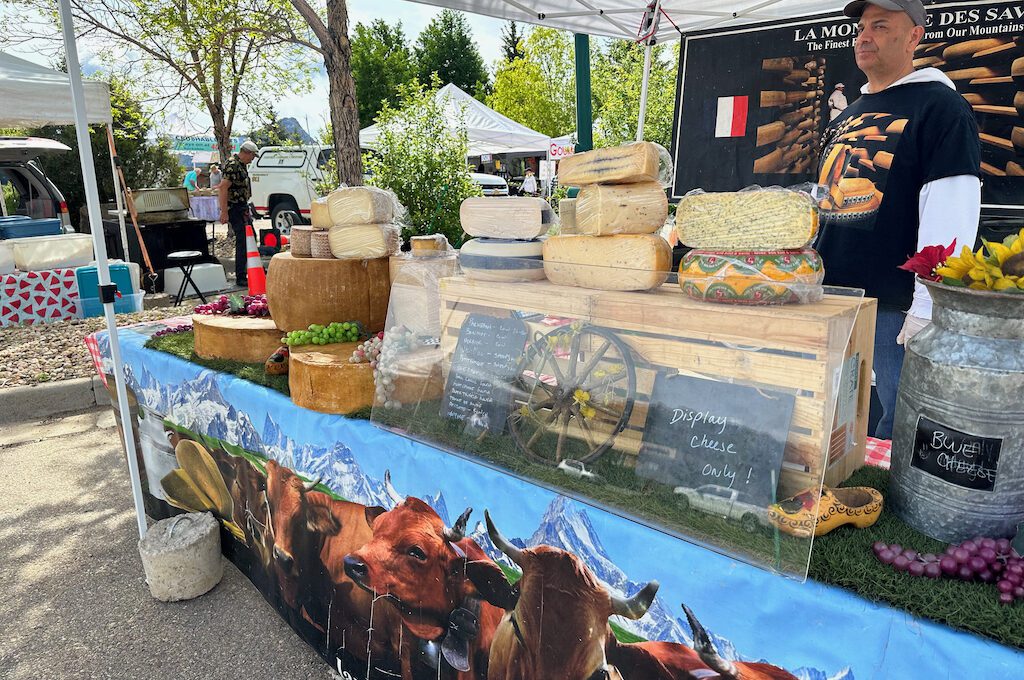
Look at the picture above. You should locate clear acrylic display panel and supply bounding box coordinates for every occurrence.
[371,253,864,579]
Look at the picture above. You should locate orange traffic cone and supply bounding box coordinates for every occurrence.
[245,223,267,295]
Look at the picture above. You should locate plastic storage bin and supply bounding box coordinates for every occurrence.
[9,234,94,271]
[0,218,62,239]
[162,262,228,296]
[0,243,13,276]
[75,263,137,301]
[77,291,144,318]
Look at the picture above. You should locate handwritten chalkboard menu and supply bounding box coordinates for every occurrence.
[912,416,1002,492]
[637,374,796,507]
[442,313,529,435]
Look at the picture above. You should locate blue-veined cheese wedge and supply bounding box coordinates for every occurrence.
[459,238,546,282]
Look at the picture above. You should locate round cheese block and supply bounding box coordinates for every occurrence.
[678,249,824,305]
[290,226,313,258]
[459,238,546,282]
[192,314,284,364]
[266,253,391,334]
[289,342,375,415]
[310,230,334,259]
[387,350,445,405]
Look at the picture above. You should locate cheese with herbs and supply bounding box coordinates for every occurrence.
[676,190,818,250]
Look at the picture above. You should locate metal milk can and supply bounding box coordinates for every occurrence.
[889,279,1024,543]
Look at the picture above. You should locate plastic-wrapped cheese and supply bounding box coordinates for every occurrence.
[459,238,546,282]
[542,234,671,291]
[558,142,662,186]
[576,182,668,235]
[460,197,555,239]
[411,234,450,256]
[676,190,818,250]
[328,224,400,259]
[558,198,577,234]
[678,249,824,305]
[310,198,332,229]
[326,186,394,225]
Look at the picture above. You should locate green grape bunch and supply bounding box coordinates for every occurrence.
[283,321,363,346]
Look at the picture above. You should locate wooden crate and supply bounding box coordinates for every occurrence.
[438,276,876,497]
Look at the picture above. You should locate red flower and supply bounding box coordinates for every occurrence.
[898,240,956,282]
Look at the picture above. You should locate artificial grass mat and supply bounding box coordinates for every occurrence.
[145,331,1024,650]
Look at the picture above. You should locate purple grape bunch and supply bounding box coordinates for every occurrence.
[873,537,1024,605]
[242,294,269,317]
[152,323,193,338]
[194,294,269,318]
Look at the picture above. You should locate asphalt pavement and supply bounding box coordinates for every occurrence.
[0,408,332,679]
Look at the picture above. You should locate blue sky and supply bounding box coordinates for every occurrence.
[1,1,508,136]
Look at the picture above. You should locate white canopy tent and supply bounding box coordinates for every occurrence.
[359,83,551,157]
[0,51,132,263]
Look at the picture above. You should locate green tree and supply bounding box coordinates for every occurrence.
[6,0,316,164]
[351,20,415,128]
[363,78,481,247]
[501,20,525,62]
[414,10,489,98]
[488,28,576,138]
[592,40,678,149]
[248,106,306,147]
[26,77,181,229]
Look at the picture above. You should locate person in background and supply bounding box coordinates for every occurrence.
[816,0,980,439]
[218,140,259,287]
[209,163,222,189]
[182,164,199,191]
[521,168,538,196]
[827,83,848,121]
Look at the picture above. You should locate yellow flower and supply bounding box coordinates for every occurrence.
[936,245,983,282]
[580,405,597,419]
[573,388,590,404]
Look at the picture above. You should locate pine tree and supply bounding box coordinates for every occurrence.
[414,10,490,97]
[501,20,525,62]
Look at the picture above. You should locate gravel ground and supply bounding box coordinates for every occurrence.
[0,307,192,389]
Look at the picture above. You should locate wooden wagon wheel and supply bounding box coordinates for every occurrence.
[508,324,636,466]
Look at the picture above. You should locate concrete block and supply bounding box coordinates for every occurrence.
[0,378,97,425]
[143,293,172,310]
[138,512,223,602]
[92,375,111,406]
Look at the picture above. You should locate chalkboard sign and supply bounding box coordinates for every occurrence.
[442,313,529,436]
[912,415,1002,492]
[636,374,796,507]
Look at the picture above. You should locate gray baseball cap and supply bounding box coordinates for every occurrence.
[844,0,927,27]
[239,140,259,154]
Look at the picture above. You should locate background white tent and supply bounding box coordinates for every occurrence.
[401,1,840,41]
[0,52,112,127]
[0,51,131,260]
[359,83,551,157]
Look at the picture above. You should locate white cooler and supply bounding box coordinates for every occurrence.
[163,262,229,297]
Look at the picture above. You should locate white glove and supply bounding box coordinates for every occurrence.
[896,314,930,345]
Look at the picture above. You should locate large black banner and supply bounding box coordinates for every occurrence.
[671,0,1024,210]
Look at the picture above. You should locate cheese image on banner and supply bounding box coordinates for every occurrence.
[715,96,748,138]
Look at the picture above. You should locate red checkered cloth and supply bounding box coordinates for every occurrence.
[865,437,892,470]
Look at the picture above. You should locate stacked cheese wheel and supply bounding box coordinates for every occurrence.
[674,189,825,305]
[458,196,553,282]
[542,142,672,291]
[305,186,402,260]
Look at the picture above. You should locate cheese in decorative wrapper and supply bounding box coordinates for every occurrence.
[678,249,824,305]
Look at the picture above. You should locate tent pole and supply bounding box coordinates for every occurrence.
[574,33,593,155]
[636,0,664,142]
[106,124,130,263]
[58,0,148,539]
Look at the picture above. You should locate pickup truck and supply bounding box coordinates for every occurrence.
[673,484,769,533]
[249,145,331,230]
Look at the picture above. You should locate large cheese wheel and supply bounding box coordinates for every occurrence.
[266,253,391,333]
[557,142,661,186]
[459,197,554,239]
[678,249,824,305]
[575,182,668,236]
[192,314,284,363]
[676,190,818,250]
[542,234,671,291]
[310,198,331,230]
[327,224,399,259]
[326,186,394,225]
[558,198,577,234]
[388,350,445,405]
[289,342,374,414]
[459,238,546,282]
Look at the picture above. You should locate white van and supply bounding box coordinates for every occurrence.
[248,145,331,230]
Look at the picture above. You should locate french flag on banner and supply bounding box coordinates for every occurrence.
[715,95,748,138]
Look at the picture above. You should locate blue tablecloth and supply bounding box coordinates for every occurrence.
[188,195,219,222]
[90,323,1024,679]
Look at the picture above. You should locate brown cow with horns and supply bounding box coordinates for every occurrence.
[343,473,505,679]
[475,511,798,680]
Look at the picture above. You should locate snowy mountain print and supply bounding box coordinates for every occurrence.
[792,667,855,680]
